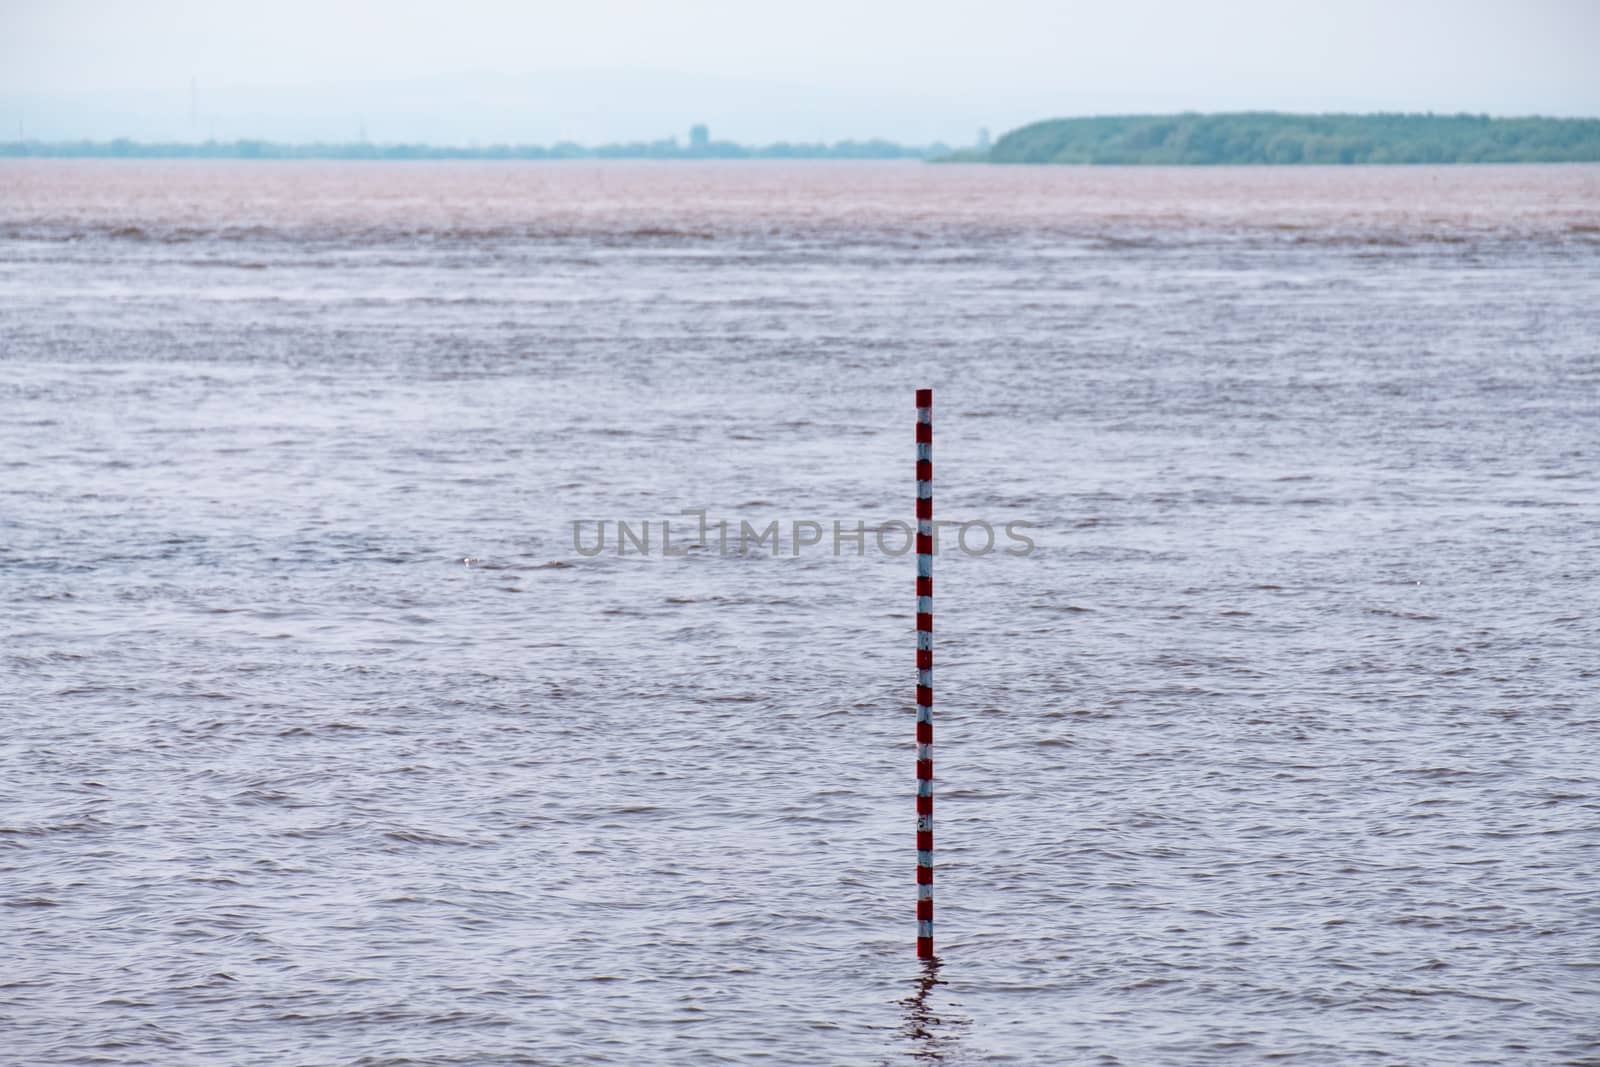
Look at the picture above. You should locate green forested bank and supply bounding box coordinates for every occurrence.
[985,113,1600,164]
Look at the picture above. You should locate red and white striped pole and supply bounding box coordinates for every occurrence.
[915,388,935,959]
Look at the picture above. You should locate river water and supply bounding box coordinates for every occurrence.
[2,160,1598,1064]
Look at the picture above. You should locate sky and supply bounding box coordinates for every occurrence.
[2,0,1597,144]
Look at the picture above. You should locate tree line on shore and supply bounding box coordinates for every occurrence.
[981,112,1600,164]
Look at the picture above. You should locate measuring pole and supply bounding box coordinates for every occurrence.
[915,388,934,958]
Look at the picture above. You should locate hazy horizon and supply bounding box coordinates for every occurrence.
[3,1,1597,144]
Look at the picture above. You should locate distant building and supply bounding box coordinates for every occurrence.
[977,127,991,151]
[690,124,709,152]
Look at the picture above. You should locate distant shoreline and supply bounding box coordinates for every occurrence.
[0,139,948,162]
[5,112,1599,165]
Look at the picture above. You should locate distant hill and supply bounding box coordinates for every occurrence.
[985,113,1600,164]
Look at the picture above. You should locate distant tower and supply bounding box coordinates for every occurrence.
[977,126,991,151]
[690,123,709,152]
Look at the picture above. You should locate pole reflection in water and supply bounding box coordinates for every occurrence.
[899,956,969,1061]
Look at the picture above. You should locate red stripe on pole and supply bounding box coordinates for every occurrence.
[915,534,933,555]
[917,795,932,815]
[916,685,933,706]
[917,721,932,743]
[916,577,932,596]
[917,898,933,920]
[917,831,933,851]
[916,867,933,885]
[916,460,931,480]
[915,389,933,407]
[916,759,933,780]
[916,649,932,669]
[916,612,933,632]
[916,497,932,520]
[915,422,932,443]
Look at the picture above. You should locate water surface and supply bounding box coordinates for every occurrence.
[2,160,1598,1064]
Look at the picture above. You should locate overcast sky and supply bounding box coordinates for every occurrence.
[2,0,1596,143]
